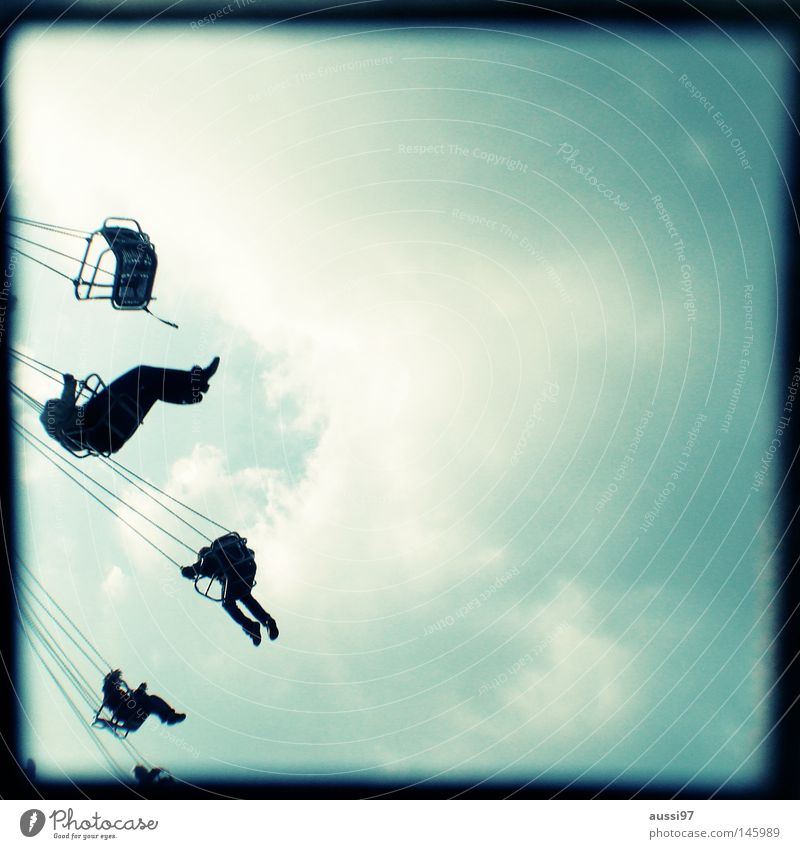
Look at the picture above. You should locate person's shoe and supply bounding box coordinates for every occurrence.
[244,620,262,647]
[199,356,221,392]
[265,616,279,641]
[167,712,186,725]
[190,357,221,394]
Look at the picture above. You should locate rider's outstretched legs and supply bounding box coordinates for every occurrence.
[222,599,262,646]
[240,593,279,641]
[142,693,185,725]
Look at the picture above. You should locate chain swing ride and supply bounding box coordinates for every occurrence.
[10,212,269,784]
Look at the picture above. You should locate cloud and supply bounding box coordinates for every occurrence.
[101,563,128,602]
[12,29,775,785]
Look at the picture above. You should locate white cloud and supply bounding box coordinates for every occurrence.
[12,28,776,785]
[101,563,128,601]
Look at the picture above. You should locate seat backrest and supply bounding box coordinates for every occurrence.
[101,671,129,706]
[75,373,107,405]
[62,379,142,458]
[100,226,158,309]
[204,533,256,585]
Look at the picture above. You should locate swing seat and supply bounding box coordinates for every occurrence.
[61,373,143,459]
[92,671,141,738]
[193,532,257,602]
[73,217,158,310]
[92,713,131,738]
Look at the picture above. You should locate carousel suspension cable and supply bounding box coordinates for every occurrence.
[8,215,90,238]
[20,606,97,711]
[23,632,124,778]
[15,569,105,735]
[9,350,64,385]
[9,348,63,378]
[11,359,225,535]
[18,568,161,777]
[10,378,229,566]
[10,243,116,292]
[23,598,103,700]
[102,462,210,543]
[17,559,112,672]
[21,575,108,678]
[8,245,76,281]
[11,359,58,383]
[8,363,227,537]
[8,397,214,546]
[8,231,115,279]
[21,621,97,734]
[10,381,44,414]
[9,232,118,290]
[105,456,229,535]
[14,422,197,555]
[8,213,169,322]
[13,421,187,568]
[101,457,216,542]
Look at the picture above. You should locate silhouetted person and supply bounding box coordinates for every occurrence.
[95,670,185,734]
[132,766,174,788]
[40,357,220,455]
[181,533,279,647]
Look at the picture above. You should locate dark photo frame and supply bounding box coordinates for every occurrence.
[1,0,798,800]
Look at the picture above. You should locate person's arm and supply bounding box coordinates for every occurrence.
[41,375,78,439]
[60,373,77,407]
[195,547,213,575]
[182,550,215,579]
[181,562,201,579]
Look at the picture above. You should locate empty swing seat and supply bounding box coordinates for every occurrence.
[74,218,158,310]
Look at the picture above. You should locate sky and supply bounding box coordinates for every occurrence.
[5,17,793,791]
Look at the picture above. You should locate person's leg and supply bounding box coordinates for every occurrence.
[93,365,200,410]
[142,693,186,724]
[82,365,211,453]
[133,360,220,404]
[240,594,279,641]
[102,369,143,401]
[83,360,220,426]
[78,369,154,453]
[134,365,200,405]
[81,368,155,428]
[81,370,145,430]
[123,712,147,732]
[116,698,148,732]
[222,599,262,646]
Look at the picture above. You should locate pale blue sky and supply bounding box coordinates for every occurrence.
[7,21,791,790]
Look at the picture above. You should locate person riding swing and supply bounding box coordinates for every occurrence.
[181,533,279,647]
[94,669,186,735]
[39,358,220,456]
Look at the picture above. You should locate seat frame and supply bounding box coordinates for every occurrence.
[60,373,142,459]
[73,217,158,310]
[92,673,137,738]
[193,533,257,603]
